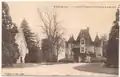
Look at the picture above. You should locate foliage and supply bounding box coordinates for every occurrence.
[2,2,20,66]
[21,19,41,63]
[106,9,119,66]
[86,52,96,57]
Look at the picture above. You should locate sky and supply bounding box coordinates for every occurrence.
[7,1,119,41]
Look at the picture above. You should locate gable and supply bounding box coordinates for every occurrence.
[76,28,93,45]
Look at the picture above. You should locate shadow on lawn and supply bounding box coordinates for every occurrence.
[2,63,42,68]
[73,63,118,75]
[2,62,68,68]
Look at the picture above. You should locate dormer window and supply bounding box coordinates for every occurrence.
[81,40,85,44]
[80,37,85,45]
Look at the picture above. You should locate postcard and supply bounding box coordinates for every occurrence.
[1,1,119,76]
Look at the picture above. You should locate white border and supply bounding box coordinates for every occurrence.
[1,0,120,1]
[0,0,120,77]
[0,1,2,77]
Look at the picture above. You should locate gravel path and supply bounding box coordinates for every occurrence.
[1,63,118,76]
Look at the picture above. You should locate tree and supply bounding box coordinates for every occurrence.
[38,9,64,61]
[21,19,41,63]
[41,38,52,62]
[2,2,20,66]
[106,8,119,67]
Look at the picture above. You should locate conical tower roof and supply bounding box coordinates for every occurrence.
[68,35,75,43]
[94,34,101,47]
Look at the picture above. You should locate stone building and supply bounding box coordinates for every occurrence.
[65,27,105,62]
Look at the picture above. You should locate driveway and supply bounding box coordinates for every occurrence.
[1,63,118,76]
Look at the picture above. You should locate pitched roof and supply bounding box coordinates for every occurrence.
[76,27,93,45]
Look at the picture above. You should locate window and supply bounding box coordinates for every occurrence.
[81,40,85,44]
[80,38,85,45]
[80,47,85,53]
[86,48,87,52]
[82,47,84,52]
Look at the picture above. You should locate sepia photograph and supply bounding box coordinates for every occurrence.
[1,1,119,76]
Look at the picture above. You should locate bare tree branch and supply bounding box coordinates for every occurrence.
[38,8,65,61]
